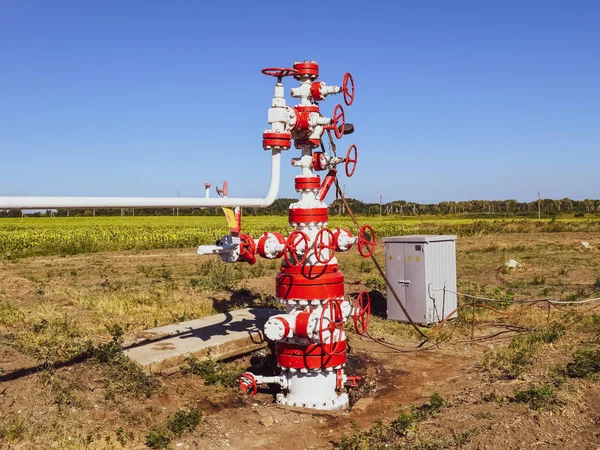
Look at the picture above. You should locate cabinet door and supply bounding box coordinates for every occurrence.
[385,243,406,321]
[403,243,427,323]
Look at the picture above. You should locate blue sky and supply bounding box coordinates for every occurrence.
[1,1,599,204]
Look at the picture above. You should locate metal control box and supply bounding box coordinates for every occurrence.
[383,235,457,325]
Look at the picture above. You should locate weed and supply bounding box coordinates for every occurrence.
[359,260,372,273]
[559,267,569,276]
[427,392,445,413]
[531,276,546,285]
[388,411,416,436]
[116,427,127,446]
[481,392,506,406]
[248,263,266,278]
[566,347,600,378]
[0,303,25,325]
[145,429,171,450]
[365,276,386,292]
[512,384,557,410]
[138,265,155,277]
[144,407,202,449]
[167,408,202,437]
[482,323,565,379]
[594,276,600,291]
[193,260,241,291]
[93,325,156,398]
[333,393,445,449]
[182,355,243,387]
[0,416,27,442]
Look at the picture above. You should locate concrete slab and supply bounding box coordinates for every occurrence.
[124,308,279,374]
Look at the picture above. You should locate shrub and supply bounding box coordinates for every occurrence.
[482,324,565,379]
[145,429,171,450]
[512,384,557,410]
[167,408,202,437]
[566,347,600,378]
[182,355,243,387]
[365,276,386,292]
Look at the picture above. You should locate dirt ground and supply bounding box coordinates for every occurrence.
[1,232,600,449]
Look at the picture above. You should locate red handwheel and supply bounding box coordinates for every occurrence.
[353,291,371,335]
[319,299,344,355]
[345,144,358,177]
[261,67,299,79]
[357,225,376,258]
[284,230,309,267]
[313,228,336,264]
[331,104,345,139]
[342,72,355,106]
[239,372,257,397]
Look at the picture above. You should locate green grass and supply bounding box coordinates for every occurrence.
[482,323,565,379]
[333,393,448,449]
[512,384,558,410]
[181,355,244,387]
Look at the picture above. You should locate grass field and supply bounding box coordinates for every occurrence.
[1,215,600,258]
[1,215,600,448]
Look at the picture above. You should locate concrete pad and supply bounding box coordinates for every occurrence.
[124,308,279,374]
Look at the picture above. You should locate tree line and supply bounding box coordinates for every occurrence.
[1,197,599,218]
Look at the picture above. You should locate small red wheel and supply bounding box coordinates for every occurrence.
[284,230,309,267]
[342,72,355,106]
[261,67,298,79]
[357,225,376,258]
[353,291,371,335]
[319,299,344,356]
[239,372,257,397]
[345,144,357,177]
[314,228,336,264]
[331,104,345,139]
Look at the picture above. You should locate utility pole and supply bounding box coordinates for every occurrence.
[379,194,382,218]
[538,192,541,219]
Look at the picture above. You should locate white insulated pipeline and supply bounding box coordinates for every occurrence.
[0,151,282,210]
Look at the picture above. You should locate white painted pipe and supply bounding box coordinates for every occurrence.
[0,151,282,210]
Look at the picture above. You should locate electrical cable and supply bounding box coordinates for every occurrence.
[323,131,428,340]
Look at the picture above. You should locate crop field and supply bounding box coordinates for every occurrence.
[0,216,600,449]
[1,215,600,259]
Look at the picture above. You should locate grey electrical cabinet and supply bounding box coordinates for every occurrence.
[383,235,457,325]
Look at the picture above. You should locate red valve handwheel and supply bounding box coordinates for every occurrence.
[353,291,371,335]
[284,230,309,267]
[357,225,376,258]
[345,144,358,177]
[342,72,355,106]
[238,233,257,265]
[319,299,344,356]
[261,67,298,79]
[239,372,257,397]
[332,104,345,139]
[313,228,336,264]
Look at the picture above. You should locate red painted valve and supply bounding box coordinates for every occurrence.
[357,225,376,258]
[328,104,345,139]
[239,372,258,397]
[237,233,257,265]
[284,230,309,266]
[342,72,355,106]
[261,67,298,79]
[320,299,344,356]
[353,290,371,335]
[345,144,358,177]
[313,228,336,264]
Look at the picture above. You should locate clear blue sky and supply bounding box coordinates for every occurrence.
[1,1,599,204]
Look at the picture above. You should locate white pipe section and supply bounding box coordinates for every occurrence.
[0,151,281,210]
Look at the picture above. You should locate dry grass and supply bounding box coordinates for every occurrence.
[1,231,600,448]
